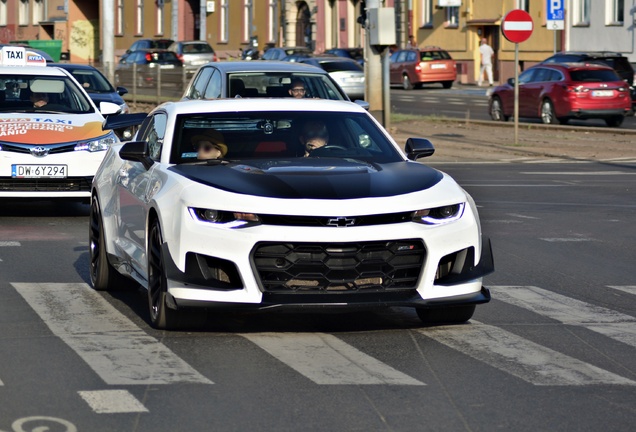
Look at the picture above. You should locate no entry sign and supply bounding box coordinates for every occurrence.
[501,9,534,43]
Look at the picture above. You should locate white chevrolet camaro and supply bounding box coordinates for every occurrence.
[91,98,493,330]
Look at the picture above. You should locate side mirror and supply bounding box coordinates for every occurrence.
[116,86,129,96]
[405,138,435,160]
[507,77,515,86]
[99,101,122,116]
[354,100,370,110]
[119,141,154,170]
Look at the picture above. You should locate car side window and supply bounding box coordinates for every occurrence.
[533,68,551,83]
[188,67,213,99]
[203,69,221,99]
[407,51,417,62]
[141,113,168,161]
[518,69,536,84]
[396,51,408,62]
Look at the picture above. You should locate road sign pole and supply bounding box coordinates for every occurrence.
[514,43,519,145]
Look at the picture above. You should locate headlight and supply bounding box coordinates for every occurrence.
[189,207,261,228]
[411,203,465,225]
[74,131,118,152]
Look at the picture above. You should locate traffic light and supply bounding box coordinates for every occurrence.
[357,0,366,26]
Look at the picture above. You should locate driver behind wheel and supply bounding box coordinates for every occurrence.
[299,120,329,156]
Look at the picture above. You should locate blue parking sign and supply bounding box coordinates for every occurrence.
[546,0,564,30]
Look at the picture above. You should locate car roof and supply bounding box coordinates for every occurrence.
[0,64,69,76]
[553,51,626,58]
[156,97,364,116]
[536,62,615,71]
[200,60,330,74]
[51,63,98,71]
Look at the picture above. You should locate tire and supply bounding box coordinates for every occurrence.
[416,305,476,325]
[89,196,135,291]
[540,99,558,124]
[147,219,206,330]
[442,80,453,89]
[402,74,413,90]
[605,116,624,127]
[490,97,509,121]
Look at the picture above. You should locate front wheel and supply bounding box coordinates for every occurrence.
[442,81,453,89]
[490,97,509,121]
[416,305,476,325]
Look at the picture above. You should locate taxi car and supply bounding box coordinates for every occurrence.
[91,98,493,330]
[0,46,121,200]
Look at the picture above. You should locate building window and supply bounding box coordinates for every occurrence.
[156,0,164,35]
[445,7,459,28]
[573,0,590,25]
[136,0,144,34]
[268,0,277,43]
[116,0,124,35]
[19,0,29,25]
[243,0,252,42]
[420,0,433,28]
[33,0,46,24]
[606,0,624,25]
[516,0,529,12]
[0,0,8,26]
[220,0,229,42]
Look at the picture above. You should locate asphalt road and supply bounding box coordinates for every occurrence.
[1,161,634,431]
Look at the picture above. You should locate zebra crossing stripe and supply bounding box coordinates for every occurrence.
[12,283,212,385]
[241,332,425,385]
[607,286,636,295]
[419,322,635,386]
[490,286,636,348]
[78,390,148,414]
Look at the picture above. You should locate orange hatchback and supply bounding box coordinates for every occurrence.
[390,47,457,90]
[488,63,631,127]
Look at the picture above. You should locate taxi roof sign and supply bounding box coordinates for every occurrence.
[1,46,47,67]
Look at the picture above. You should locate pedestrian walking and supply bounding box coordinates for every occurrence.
[478,38,494,86]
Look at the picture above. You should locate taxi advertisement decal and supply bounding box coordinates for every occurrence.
[0,118,105,144]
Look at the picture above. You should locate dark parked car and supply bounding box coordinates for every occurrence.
[295,57,365,100]
[181,60,351,101]
[390,47,457,90]
[115,49,183,88]
[488,63,632,127]
[52,63,129,113]
[168,40,217,77]
[324,47,364,65]
[120,38,174,62]
[261,47,312,61]
[541,51,636,109]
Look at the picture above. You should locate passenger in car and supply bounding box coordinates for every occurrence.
[192,129,228,160]
[299,120,329,156]
[288,79,307,98]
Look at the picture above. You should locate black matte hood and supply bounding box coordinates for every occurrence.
[169,158,443,199]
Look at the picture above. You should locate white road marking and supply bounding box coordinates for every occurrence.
[78,390,148,414]
[490,286,636,348]
[12,283,212,385]
[419,322,635,386]
[521,171,636,175]
[241,332,424,385]
[540,238,594,242]
[607,286,636,295]
[0,241,20,246]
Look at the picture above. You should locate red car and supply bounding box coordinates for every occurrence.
[390,47,457,90]
[488,63,632,127]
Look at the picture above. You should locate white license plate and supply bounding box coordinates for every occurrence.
[11,164,68,178]
[591,90,613,97]
[431,64,447,69]
[160,64,175,69]
[343,77,364,83]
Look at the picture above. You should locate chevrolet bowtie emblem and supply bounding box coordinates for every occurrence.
[327,217,356,227]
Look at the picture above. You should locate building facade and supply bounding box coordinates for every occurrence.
[0,1,633,86]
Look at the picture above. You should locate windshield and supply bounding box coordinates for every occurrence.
[67,68,116,93]
[227,72,347,100]
[171,111,403,164]
[318,61,363,73]
[0,74,94,113]
[570,69,621,82]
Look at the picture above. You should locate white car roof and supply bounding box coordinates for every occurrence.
[0,64,69,76]
[156,98,366,115]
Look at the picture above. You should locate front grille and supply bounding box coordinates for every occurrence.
[253,239,425,293]
[0,177,92,192]
[259,212,413,227]
[0,143,78,154]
